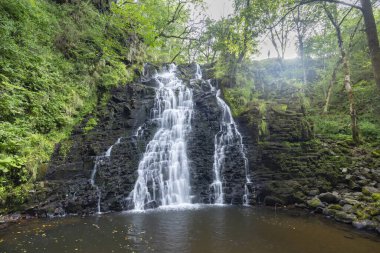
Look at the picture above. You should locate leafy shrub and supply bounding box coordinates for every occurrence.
[83,117,98,133]
[309,114,351,138]
[360,121,380,142]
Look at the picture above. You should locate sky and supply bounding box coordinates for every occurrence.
[204,0,298,60]
[204,0,233,20]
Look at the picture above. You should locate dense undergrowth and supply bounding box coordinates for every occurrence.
[0,0,133,210]
[0,0,191,212]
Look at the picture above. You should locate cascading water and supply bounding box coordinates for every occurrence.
[105,138,121,157]
[134,125,145,138]
[130,64,194,211]
[89,137,122,214]
[89,157,103,214]
[91,64,251,211]
[211,89,251,205]
[195,63,202,80]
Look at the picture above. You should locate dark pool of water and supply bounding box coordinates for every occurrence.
[1,205,379,253]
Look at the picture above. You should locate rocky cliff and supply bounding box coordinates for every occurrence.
[236,79,380,233]
[20,63,380,233]
[26,63,249,215]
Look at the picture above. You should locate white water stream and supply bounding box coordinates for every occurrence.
[211,90,251,205]
[90,137,122,213]
[92,64,251,213]
[130,64,194,210]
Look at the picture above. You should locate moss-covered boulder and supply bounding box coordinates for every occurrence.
[307,198,323,208]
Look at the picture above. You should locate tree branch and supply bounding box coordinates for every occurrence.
[267,0,362,30]
[298,0,361,10]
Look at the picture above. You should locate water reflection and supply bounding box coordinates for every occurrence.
[1,206,379,253]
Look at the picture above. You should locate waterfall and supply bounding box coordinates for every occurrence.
[195,64,202,79]
[89,137,122,214]
[131,64,194,211]
[211,90,251,205]
[90,156,103,214]
[134,125,145,138]
[105,138,121,157]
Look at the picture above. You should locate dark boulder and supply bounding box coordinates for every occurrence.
[318,192,341,204]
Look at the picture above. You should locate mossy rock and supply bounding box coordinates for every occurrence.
[372,193,380,201]
[292,191,306,203]
[264,196,285,206]
[355,209,371,220]
[372,149,380,158]
[328,204,343,211]
[362,186,380,196]
[307,197,323,208]
[334,211,357,223]
[368,207,380,216]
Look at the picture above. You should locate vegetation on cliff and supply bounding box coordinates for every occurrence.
[0,0,199,212]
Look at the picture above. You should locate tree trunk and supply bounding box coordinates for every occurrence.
[299,39,307,85]
[325,6,360,144]
[323,59,341,114]
[342,51,360,144]
[360,0,380,91]
[269,28,281,60]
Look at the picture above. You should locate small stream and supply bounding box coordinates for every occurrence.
[1,206,379,253]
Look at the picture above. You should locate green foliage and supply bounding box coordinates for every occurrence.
[223,86,253,116]
[58,139,73,159]
[83,117,98,133]
[218,60,260,116]
[0,0,197,211]
[360,121,380,142]
[372,193,380,202]
[260,119,268,136]
[0,183,32,211]
[309,114,351,138]
[372,150,380,158]
[0,1,103,204]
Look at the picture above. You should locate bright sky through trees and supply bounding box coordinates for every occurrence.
[204,0,298,59]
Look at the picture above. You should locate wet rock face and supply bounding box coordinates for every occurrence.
[237,102,315,206]
[236,81,355,208]
[179,63,248,205]
[187,88,219,203]
[188,80,247,205]
[32,63,249,215]
[37,83,157,215]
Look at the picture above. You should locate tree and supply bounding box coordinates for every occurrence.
[359,0,380,91]
[323,14,362,114]
[112,0,203,63]
[324,4,360,144]
[295,0,380,91]
[245,0,294,64]
[235,0,294,66]
[267,9,293,63]
[213,16,258,86]
[190,18,221,64]
[291,5,322,84]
